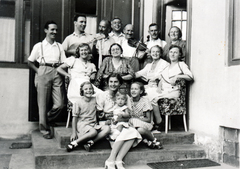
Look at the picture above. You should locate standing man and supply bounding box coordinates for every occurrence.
[121,24,146,72]
[62,14,94,57]
[28,21,66,139]
[143,23,167,67]
[109,17,125,43]
[95,20,115,68]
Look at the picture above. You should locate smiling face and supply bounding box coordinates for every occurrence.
[123,24,134,39]
[82,83,94,98]
[151,46,161,61]
[110,44,122,57]
[75,16,86,32]
[169,27,180,41]
[78,46,89,60]
[45,24,57,40]
[111,18,122,32]
[130,83,142,98]
[149,25,159,40]
[169,47,181,62]
[108,77,121,91]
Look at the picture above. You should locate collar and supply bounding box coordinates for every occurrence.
[109,32,125,37]
[150,38,161,42]
[73,32,86,37]
[42,38,57,46]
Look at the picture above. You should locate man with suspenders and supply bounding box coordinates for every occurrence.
[28,21,66,139]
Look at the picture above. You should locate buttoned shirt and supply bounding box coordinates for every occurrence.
[146,38,167,49]
[109,31,125,44]
[62,32,94,51]
[28,39,66,63]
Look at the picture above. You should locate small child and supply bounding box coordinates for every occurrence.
[129,82,162,149]
[107,90,131,140]
[66,81,110,152]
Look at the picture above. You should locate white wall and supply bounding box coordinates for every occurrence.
[0,68,37,138]
[189,0,240,160]
[143,0,154,42]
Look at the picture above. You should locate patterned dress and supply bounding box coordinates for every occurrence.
[129,97,153,131]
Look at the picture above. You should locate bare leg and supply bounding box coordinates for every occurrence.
[152,104,162,125]
[75,128,98,144]
[137,127,154,141]
[107,141,125,161]
[92,125,110,143]
[115,139,135,161]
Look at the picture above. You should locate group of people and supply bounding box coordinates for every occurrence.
[28,14,193,169]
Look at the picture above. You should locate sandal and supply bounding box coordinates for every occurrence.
[66,141,78,152]
[115,160,125,169]
[152,138,163,149]
[83,140,94,152]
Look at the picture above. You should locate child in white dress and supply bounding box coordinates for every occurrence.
[107,90,131,140]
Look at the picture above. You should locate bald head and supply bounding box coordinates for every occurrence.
[123,24,134,39]
[99,20,111,36]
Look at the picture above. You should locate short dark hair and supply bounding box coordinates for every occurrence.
[44,20,57,30]
[149,23,158,29]
[80,81,94,96]
[74,14,86,22]
[109,43,123,55]
[169,45,183,58]
[75,43,92,58]
[107,73,123,86]
[130,81,147,97]
[168,26,182,39]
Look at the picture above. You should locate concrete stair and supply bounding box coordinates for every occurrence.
[32,126,207,169]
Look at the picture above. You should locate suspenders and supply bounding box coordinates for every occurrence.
[40,42,61,65]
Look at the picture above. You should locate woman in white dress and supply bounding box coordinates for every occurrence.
[57,43,102,104]
[96,73,141,169]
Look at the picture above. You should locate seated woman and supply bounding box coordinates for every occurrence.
[135,45,169,127]
[94,43,134,92]
[147,45,193,125]
[96,73,142,169]
[57,43,102,104]
[163,26,186,62]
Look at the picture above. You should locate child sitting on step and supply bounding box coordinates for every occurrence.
[106,90,131,140]
[129,81,162,149]
[66,82,110,152]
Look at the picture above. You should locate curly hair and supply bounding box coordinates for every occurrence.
[80,81,95,96]
[75,43,91,58]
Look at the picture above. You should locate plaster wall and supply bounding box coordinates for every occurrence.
[189,0,240,162]
[0,68,37,138]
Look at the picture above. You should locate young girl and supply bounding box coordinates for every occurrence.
[129,82,162,149]
[57,43,102,104]
[107,90,131,140]
[66,82,110,152]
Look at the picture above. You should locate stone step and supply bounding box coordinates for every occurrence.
[32,130,206,169]
[54,126,195,148]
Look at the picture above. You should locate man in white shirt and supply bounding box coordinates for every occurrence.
[62,14,94,57]
[120,24,146,72]
[143,23,167,67]
[28,21,66,139]
[109,17,125,43]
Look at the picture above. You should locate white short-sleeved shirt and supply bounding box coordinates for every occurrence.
[64,56,96,80]
[28,39,66,63]
[62,32,94,51]
[146,38,167,49]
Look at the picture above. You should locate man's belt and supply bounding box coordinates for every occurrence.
[39,63,60,68]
